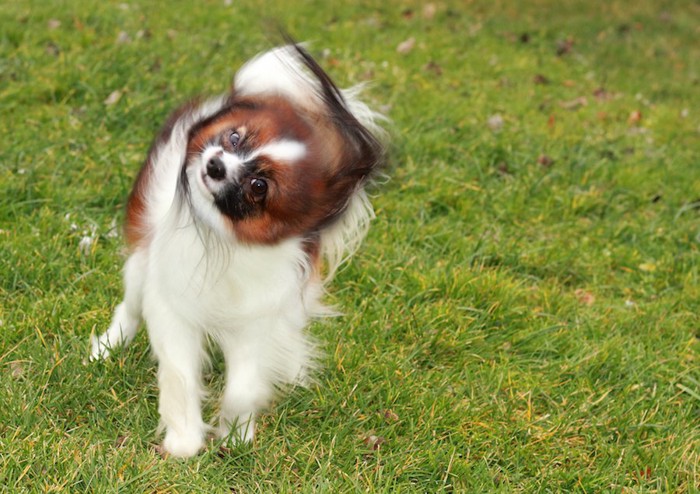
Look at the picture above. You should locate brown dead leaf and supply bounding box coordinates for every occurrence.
[150,58,162,73]
[45,42,60,57]
[559,96,588,111]
[617,24,631,35]
[533,74,550,85]
[423,60,443,76]
[487,114,504,131]
[503,32,518,43]
[396,37,416,54]
[10,361,24,378]
[556,37,574,56]
[496,161,511,176]
[361,69,375,80]
[363,435,386,451]
[628,110,642,125]
[217,444,233,458]
[537,155,554,167]
[575,289,596,306]
[152,443,168,458]
[593,87,612,101]
[104,90,122,106]
[116,31,131,44]
[382,409,399,422]
[422,3,437,20]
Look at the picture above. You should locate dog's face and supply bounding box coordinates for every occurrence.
[179,49,382,245]
[182,96,335,244]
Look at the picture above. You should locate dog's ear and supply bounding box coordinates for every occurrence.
[288,43,384,185]
[233,44,321,111]
[276,43,387,278]
[271,44,384,237]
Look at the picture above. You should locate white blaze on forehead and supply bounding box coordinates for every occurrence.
[254,140,306,163]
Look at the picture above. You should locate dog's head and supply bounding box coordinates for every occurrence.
[180,45,385,246]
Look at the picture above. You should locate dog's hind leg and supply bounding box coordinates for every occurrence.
[90,249,146,360]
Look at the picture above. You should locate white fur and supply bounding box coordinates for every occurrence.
[91,45,383,458]
[234,45,320,109]
[255,140,307,163]
[234,44,388,140]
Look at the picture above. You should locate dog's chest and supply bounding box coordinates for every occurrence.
[149,229,306,328]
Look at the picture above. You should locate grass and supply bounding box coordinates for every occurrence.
[1,0,699,492]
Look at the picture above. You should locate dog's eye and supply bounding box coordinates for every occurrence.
[229,131,240,148]
[250,178,267,197]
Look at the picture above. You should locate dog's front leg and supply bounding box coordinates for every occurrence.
[216,312,312,445]
[145,302,207,458]
[217,334,273,445]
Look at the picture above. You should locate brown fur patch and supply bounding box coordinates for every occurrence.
[125,99,202,248]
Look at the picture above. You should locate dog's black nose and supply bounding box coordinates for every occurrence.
[206,156,226,180]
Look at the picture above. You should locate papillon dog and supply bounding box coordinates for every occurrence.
[90,44,386,457]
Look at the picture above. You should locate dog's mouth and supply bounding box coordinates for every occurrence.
[195,167,216,200]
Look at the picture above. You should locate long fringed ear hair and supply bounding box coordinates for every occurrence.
[282,41,387,280]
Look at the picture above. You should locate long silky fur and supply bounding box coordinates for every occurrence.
[92,43,387,458]
[261,43,387,280]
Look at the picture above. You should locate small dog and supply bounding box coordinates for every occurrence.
[90,44,386,457]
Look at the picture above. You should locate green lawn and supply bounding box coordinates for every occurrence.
[1,0,699,492]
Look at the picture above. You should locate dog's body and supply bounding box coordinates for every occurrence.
[90,45,385,457]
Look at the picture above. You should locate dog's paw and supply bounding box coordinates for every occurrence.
[216,415,256,446]
[162,429,205,458]
[89,334,111,361]
[235,420,255,444]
